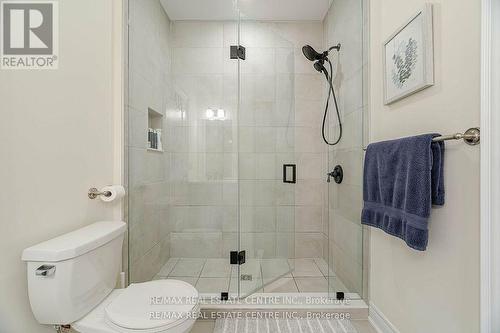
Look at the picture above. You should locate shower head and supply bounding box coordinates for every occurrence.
[302,44,342,62]
[302,45,324,62]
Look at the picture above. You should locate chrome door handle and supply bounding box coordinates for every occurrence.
[35,265,56,277]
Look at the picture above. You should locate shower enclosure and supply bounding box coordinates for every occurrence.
[126,0,365,300]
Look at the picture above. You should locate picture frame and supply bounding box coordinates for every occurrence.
[383,3,434,105]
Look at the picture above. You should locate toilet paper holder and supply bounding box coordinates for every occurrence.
[88,187,112,200]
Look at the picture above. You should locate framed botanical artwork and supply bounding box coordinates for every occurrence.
[383,4,434,105]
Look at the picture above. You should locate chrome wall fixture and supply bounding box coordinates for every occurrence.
[431,127,480,145]
[363,127,481,151]
[88,188,112,200]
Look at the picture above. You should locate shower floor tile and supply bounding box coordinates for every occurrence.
[169,258,206,277]
[159,257,351,296]
[289,259,323,277]
[158,258,179,277]
[261,258,292,279]
[167,276,198,286]
[263,277,298,293]
[295,277,328,292]
[313,258,331,276]
[201,259,231,278]
[196,277,230,293]
[229,276,264,295]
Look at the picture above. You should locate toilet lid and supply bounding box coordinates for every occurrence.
[105,280,199,331]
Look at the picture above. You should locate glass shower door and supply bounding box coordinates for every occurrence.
[325,0,365,299]
[236,20,296,297]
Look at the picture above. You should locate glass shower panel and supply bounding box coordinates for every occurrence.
[237,21,296,297]
[127,0,240,292]
[325,0,365,299]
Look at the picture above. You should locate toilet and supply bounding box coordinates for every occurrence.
[22,221,199,333]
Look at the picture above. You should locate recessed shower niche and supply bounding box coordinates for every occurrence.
[147,108,163,152]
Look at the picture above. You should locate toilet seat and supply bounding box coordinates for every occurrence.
[105,280,199,333]
[73,280,199,333]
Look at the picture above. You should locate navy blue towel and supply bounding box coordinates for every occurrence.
[361,134,445,251]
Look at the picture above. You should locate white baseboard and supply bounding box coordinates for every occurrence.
[368,302,400,333]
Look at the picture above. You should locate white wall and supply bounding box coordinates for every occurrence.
[369,0,481,332]
[0,0,123,332]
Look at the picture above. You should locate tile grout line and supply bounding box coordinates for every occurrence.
[165,258,180,278]
[196,258,208,289]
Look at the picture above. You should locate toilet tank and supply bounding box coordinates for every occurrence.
[21,221,126,325]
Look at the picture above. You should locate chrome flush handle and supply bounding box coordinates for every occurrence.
[35,265,56,277]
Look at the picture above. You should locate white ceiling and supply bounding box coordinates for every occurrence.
[160,0,333,21]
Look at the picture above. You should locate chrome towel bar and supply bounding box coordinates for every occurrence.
[431,127,480,145]
[362,127,480,151]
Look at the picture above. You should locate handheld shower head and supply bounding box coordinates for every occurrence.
[313,60,327,74]
[301,43,343,146]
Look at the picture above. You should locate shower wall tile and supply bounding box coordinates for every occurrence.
[127,0,175,282]
[168,206,224,232]
[256,153,276,180]
[240,48,276,75]
[277,206,294,232]
[295,206,323,232]
[339,69,363,115]
[240,22,277,48]
[329,149,363,187]
[276,233,295,258]
[296,153,324,179]
[295,180,324,206]
[254,127,277,152]
[295,74,324,100]
[173,22,224,48]
[128,107,148,148]
[272,22,324,50]
[275,182,295,205]
[324,0,365,295]
[129,71,154,113]
[276,127,296,153]
[275,48,295,74]
[329,241,362,294]
[240,74,276,102]
[255,102,276,126]
[275,100,294,127]
[241,232,277,258]
[222,182,238,206]
[330,213,363,266]
[295,127,325,153]
[238,126,256,152]
[170,232,222,258]
[221,22,237,47]
[240,206,277,232]
[295,233,324,258]
[331,184,363,224]
[173,48,224,75]
[295,99,324,127]
[276,74,294,100]
[174,182,223,206]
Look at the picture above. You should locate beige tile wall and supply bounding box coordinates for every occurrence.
[128,0,174,282]
[169,21,327,261]
[127,3,356,285]
[323,0,365,294]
